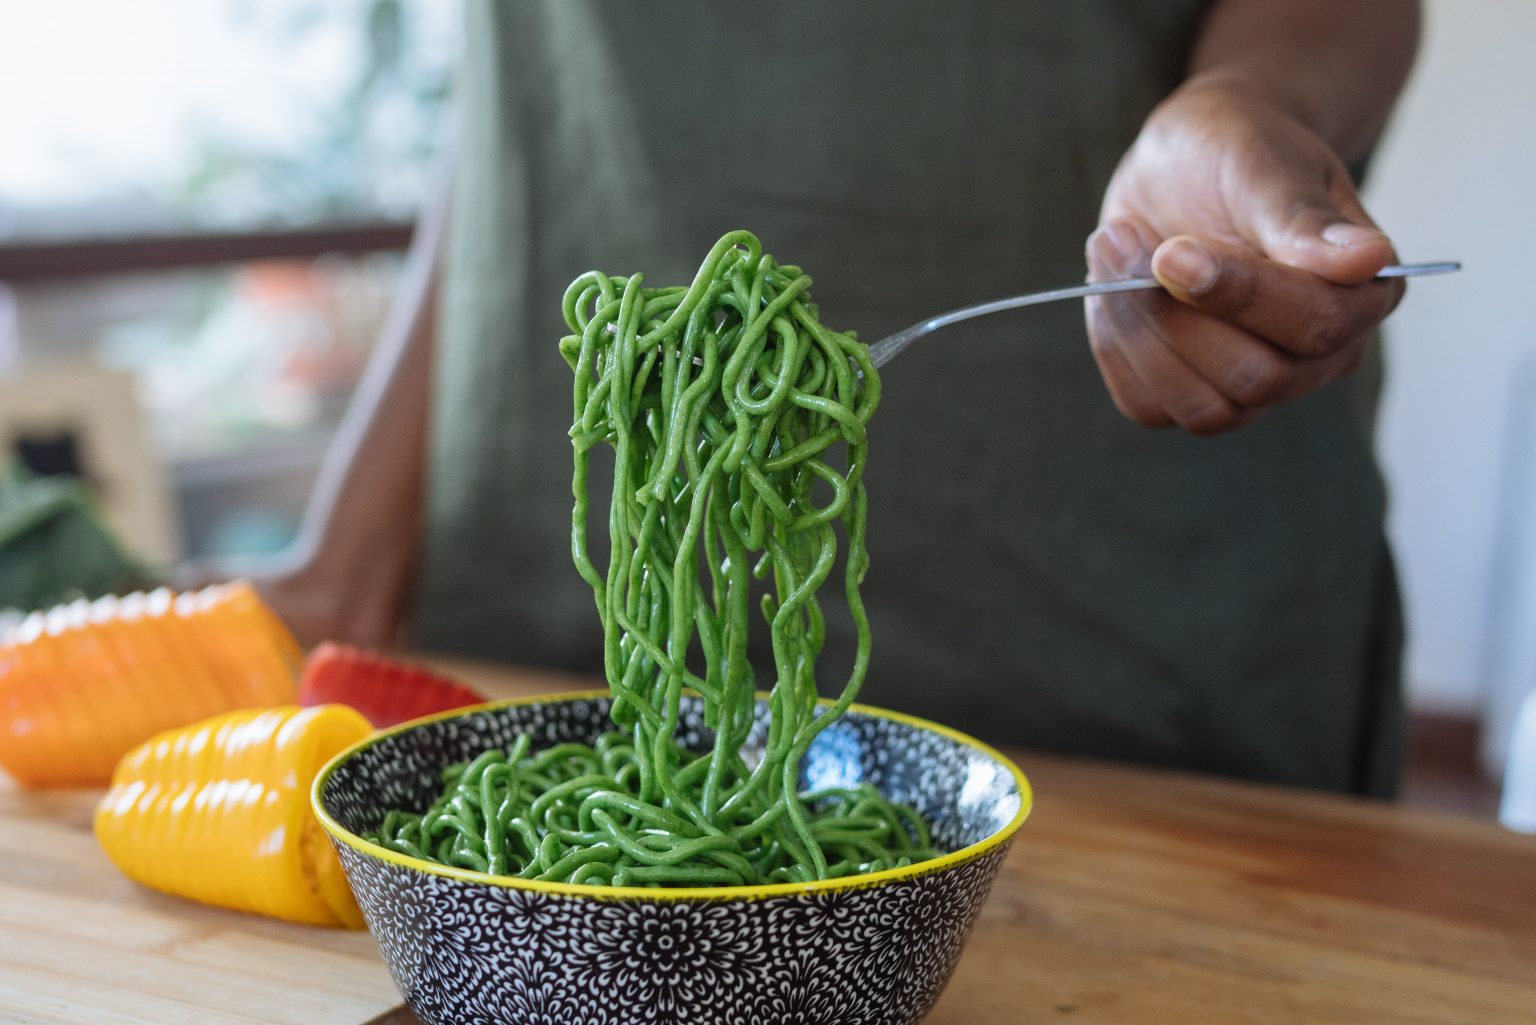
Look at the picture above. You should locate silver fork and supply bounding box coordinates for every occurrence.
[865,261,1462,369]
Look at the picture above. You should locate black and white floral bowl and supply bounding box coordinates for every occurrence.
[312,692,1031,1025]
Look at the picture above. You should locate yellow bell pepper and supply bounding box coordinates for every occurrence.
[94,704,371,927]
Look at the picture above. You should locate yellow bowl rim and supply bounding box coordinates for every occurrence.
[311,689,1032,902]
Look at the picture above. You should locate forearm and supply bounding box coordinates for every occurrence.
[292,188,443,589]
[1187,0,1421,163]
[175,182,444,646]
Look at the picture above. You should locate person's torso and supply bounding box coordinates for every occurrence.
[419,0,1395,792]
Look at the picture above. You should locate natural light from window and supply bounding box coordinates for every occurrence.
[0,0,455,236]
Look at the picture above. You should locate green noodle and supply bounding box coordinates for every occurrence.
[367,230,940,885]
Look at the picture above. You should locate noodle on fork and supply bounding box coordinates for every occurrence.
[368,231,939,886]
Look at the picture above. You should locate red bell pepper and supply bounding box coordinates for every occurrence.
[297,643,485,728]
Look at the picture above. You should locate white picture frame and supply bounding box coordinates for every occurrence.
[0,362,180,566]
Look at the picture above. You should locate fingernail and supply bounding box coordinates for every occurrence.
[1159,239,1217,295]
[1095,223,1141,276]
[1322,222,1389,249]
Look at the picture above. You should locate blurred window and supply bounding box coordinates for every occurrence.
[0,0,456,562]
[0,0,454,236]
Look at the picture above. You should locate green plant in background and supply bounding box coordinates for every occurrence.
[0,461,154,613]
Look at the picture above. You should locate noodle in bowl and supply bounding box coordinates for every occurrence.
[313,692,1030,1025]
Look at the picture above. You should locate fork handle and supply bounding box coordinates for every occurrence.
[1020,260,1459,306]
[867,260,1461,369]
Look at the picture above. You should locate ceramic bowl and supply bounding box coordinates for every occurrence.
[313,692,1031,1025]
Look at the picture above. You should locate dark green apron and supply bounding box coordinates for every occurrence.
[417,0,1403,796]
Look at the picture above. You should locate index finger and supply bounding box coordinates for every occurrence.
[1150,235,1406,358]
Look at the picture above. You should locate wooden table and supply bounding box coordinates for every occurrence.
[4,658,1534,1024]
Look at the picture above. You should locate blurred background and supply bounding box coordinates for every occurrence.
[0,1,1530,813]
[0,0,451,563]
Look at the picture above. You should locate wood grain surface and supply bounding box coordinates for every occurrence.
[3,657,1533,1024]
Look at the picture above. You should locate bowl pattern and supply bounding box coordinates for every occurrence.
[318,696,1028,1025]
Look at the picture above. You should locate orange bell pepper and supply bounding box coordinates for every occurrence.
[0,582,300,787]
[95,703,370,927]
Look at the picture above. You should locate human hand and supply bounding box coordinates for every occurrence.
[1085,73,1406,435]
[176,549,406,651]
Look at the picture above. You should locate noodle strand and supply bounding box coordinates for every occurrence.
[368,231,939,885]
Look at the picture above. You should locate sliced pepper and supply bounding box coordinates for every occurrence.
[94,703,371,927]
[298,643,485,727]
[0,582,300,787]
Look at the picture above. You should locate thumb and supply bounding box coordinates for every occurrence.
[1248,161,1396,285]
